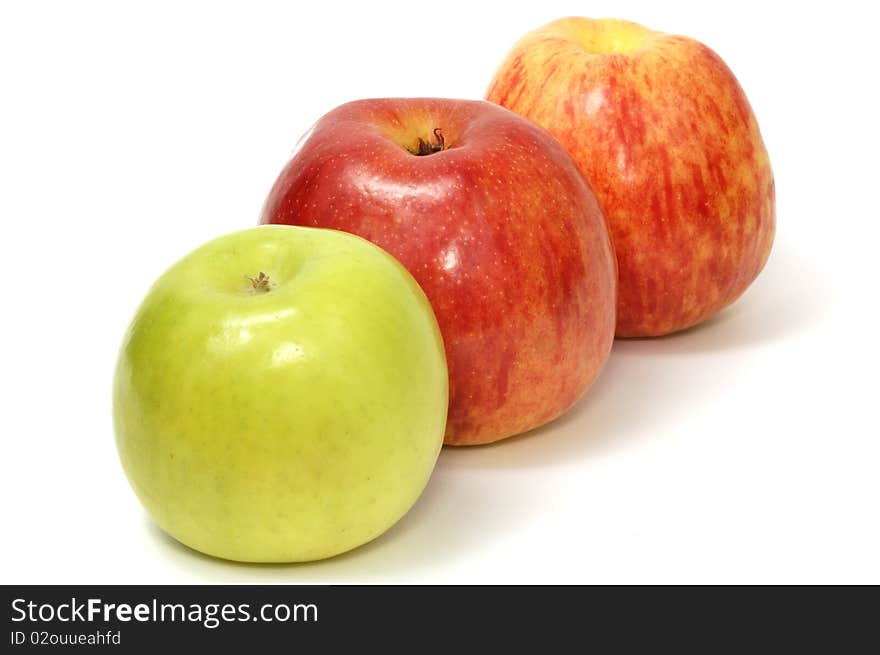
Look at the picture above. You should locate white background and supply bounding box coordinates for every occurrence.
[1,0,877,584]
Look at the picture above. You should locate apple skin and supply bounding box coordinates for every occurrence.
[486,18,775,337]
[113,225,448,562]
[259,98,616,445]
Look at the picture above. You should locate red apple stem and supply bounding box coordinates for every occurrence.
[414,128,446,156]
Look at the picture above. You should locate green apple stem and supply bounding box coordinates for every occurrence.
[413,128,446,156]
[247,271,272,293]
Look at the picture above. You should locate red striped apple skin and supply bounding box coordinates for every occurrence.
[486,18,775,337]
[260,98,616,445]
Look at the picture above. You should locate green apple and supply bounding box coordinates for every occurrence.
[113,225,448,562]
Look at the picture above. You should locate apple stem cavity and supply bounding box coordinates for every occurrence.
[246,271,272,293]
[412,128,446,156]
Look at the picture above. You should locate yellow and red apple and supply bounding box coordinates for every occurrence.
[260,98,616,445]
[487,18,775,336]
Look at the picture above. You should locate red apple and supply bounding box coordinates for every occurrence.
[260,98,616,445]
[486,18,775,337]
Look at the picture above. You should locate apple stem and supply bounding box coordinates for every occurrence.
[246,271,272,292]
[413,128,446,156]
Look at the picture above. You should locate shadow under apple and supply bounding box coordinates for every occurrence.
[442,239,827,470]
[147,450,538,581]
[621,241,828,356]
